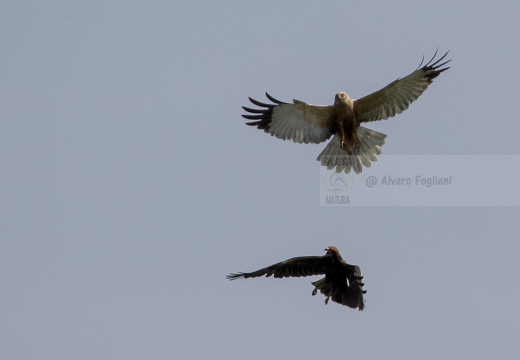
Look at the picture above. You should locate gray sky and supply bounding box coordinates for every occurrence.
[2,1,520,359]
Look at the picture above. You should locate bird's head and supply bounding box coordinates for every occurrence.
[324,246,340,257]
[334,92,350,105]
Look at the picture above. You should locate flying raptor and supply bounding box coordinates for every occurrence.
[227,246,366,310]
[242,51,450,173]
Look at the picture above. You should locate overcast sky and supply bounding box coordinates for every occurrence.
[2,1,520,359]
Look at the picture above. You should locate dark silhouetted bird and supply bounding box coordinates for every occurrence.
[242,51,450,173]
[227,246,366,310]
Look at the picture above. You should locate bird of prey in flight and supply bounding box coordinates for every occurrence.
[242,51,450,173]
[227,246,366,310]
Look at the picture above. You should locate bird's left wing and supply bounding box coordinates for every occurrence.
[227,256,330,280]
[354,51,450,123]
[243,93,334,144]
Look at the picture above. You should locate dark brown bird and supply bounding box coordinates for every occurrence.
[227,246,366,310]
[242,51,450,174]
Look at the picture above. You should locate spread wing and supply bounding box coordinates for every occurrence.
[354,51,451,123]
[227,255,331,280]
[242,93,335,144]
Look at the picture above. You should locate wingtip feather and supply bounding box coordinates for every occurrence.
[227,273,245,280]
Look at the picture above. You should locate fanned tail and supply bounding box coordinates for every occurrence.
[317,127,386,174]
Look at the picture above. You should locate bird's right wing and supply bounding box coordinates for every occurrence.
[344,265,366,310]
[242,93,335,144]
[354,51,450,123]
[227,256,330,280]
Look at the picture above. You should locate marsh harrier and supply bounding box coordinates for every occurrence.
[227,246,366,310]
[242,51,450,173]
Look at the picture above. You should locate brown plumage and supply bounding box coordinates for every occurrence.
[227,246,366,310]
[242,51,450,174]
